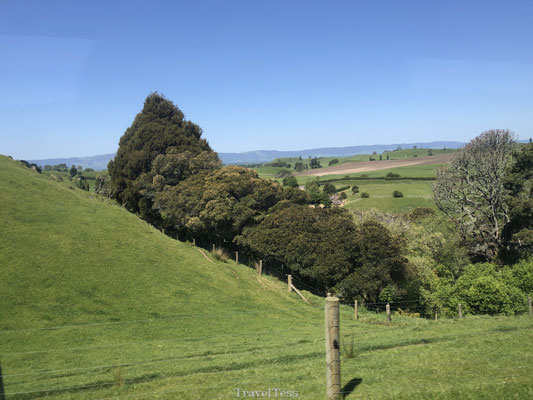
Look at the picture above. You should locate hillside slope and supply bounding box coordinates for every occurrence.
[1,155,533,400]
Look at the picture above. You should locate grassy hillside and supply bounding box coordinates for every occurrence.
[1,155,533,399]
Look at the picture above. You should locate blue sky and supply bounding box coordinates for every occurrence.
[1,0,532,159]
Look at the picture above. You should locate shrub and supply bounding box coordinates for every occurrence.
[336,185,350,192]
[351,185,359,194]
[361,192,370,198]
[329,159,339,166]
[339,192,347,200]
[393,190,404,198]
[282,175,298,188]
[211,247,229,262]
[322,182,337,194]
[386,172,401,178]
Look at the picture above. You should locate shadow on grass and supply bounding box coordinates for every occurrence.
[341,377,363,398]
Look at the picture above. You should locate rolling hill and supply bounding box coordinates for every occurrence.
[1,155,533,399]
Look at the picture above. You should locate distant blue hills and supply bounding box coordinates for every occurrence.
[28,141,467,170]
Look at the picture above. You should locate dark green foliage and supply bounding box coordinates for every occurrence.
[108,93,219,220]
[336,185,350,192]
[386,172,400,178]
[386,154,389,160]
[265,161,291,168]
[379,154,382,161]
[329,159,339,166]
[305,180,331,206]
[282,187,311,205]
[322,182,337,194]
[361,192,370,198]
[428,149,433,156]
[351,185,359,194]
[236,207,408,301]
[310,157,321,169]
[69,165,77,177]
[339,192,347,200]
[154,166,282,243]
[501,142,533,263]
[282,175,298,188]
[294,161,306,172]
[393,190,404,198]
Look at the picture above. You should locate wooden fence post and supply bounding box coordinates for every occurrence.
[288,275,292,293]
[325,296,341,400]
[529,297,532,316]
[259,260,263,276]
[354,300,358,321]
[386,303,391,323]
[192,238,196,246]
[434,312,438,321]
[212,244,215,252]
[235,251,239,264]
[458,303,463,319]
[0,360,6,400]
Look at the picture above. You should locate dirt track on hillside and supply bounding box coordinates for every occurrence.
[295,154,452,177]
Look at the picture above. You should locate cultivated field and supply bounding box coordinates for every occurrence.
[296,154,451,177]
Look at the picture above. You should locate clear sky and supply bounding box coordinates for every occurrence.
[1,0,532,159]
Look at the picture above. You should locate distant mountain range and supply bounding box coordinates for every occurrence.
[28,141,466,170]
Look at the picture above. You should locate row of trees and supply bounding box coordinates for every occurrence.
[106,94,532,314]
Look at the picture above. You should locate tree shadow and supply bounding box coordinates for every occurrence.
[341,377,363,398]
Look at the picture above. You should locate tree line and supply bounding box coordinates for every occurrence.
[104,93,532,316]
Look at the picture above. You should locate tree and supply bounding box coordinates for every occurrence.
[329,159,339,166]
[433,130,516,261]
[108,93,219,222]
[427,149,433,156]
[69,165,77,178]
[305,180,331,206]
[351,185,359,194]
[387,154,389,160]
[294,161,306,172]
[379,154,382,161]
[154,166,282,243]
[322,182,337,194]
[310,157,321,169]
[500,142,533,262]
[282,175,298,188]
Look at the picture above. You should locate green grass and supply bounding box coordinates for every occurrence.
[1,155,533,399]
[341,180,437,213]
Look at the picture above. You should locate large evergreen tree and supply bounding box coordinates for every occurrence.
[108,93,220,222]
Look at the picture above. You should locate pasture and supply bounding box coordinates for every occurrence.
[2,155,532,399]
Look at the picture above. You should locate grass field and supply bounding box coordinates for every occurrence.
[2,155,533,399]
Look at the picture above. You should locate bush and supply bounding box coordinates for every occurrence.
[392,190,404,198]
[351,185,359,194]
[339,192,347,200]
[336,185,350,192]
[282,175,298,188]
[322,182,337,194]
[361,192,370,198]
[329,159,339,166]
[211,247,229,262]
[386,172,401,178]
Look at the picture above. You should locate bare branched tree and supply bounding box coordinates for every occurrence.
[433,130,517,260]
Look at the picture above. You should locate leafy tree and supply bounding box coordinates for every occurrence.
[108,92,219,222]
[69,165,77,178]
[500,142,533,262]
[351,185,359,194]
[433,130,516,261]
[154,166,282,243]
[310,157,321,169]
[322,182,337,194]
[305,180,331,206]
[379,154,382,161]
[427,149,433,156]
[386,154,389,160]
[294,161,306,172]
[361,192,369,198]
[339,192,347,200]
[329,159,339,166]
[282,175,298,188]
[282,187,311,205]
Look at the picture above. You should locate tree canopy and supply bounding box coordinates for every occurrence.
[108,93,220,221]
